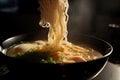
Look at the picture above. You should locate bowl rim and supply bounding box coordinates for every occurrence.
[0,33,113,64]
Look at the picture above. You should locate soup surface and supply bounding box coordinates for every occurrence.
[6,40,102,63]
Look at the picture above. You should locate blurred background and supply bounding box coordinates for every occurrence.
[0,0,120,79]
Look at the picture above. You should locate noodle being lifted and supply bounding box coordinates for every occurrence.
[38,0,69,48]
[6,0,100,63]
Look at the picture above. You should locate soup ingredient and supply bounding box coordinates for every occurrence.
[7,40,98,63]
[38,0,69,48]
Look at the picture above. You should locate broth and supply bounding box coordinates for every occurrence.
[6,40,102,64]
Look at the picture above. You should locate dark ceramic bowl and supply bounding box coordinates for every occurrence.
[0,33,113,80]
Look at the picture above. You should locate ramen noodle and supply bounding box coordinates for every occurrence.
[6,0,100,63]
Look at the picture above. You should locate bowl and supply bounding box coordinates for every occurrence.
[0,32,113,80]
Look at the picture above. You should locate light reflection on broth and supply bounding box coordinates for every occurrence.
[6,0,102,64]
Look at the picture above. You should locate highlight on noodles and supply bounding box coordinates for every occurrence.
[6,0,102,64]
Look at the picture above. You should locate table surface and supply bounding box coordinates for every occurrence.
[93,61,120,80]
